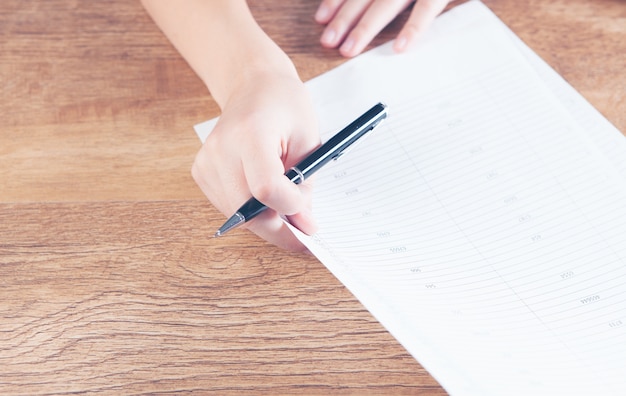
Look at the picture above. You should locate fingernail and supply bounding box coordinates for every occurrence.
[321,28,336,46]
[340,38,355,55]
[315,5,329,22]
[394,35,408,52]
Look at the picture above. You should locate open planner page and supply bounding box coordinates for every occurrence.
[195,2,626,394]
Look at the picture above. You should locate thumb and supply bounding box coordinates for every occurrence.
[241,141,307,216]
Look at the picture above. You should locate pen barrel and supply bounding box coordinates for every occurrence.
[285,167,304,184]
[292,102,387,179]
[216,103,386,236]
[238,198,267,222]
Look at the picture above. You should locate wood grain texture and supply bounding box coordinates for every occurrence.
[0,201,437,394]
[0,0,624,394]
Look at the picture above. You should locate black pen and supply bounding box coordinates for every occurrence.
[214,102,388,237]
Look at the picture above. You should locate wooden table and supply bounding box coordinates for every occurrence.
[1,0,624,393]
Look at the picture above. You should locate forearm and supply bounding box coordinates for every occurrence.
[141,0,298,108]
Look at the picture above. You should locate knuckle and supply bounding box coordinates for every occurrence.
[191,147,209,184]
[248,179,277,205]
[190,160,201,183]
[351,23,371,38]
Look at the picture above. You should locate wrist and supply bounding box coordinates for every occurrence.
[199,16,299,108]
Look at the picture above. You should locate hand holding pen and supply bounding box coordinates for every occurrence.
[192,95,386,250]
[191,73,322,252]
[215,102,388,238]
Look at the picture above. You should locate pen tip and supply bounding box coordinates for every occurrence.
[214,212,246,238]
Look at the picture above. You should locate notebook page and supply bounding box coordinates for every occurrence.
[290,4,626,396]
[425,2,626,182]
[501,13,626,181]
[192,2,626,394]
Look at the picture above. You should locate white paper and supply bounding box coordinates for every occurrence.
[195,2,626,394]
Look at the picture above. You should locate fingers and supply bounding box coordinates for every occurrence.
[241,142,304,216]
[393,0,451,52]
[245,209,312,252]
[244,180,317,252]
[241,176,317,252]
[316,0,452,57]
[316,0,413,57]
[342,0,414,57]
[191,72,320,252]
[315,0,345,24]
[285,179,317,235]
[317,0,370,50]
[240,135,319,238]
[193,141,316,253]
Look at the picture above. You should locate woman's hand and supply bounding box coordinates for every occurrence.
[315,0,454,57]
[192,70,321,251]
